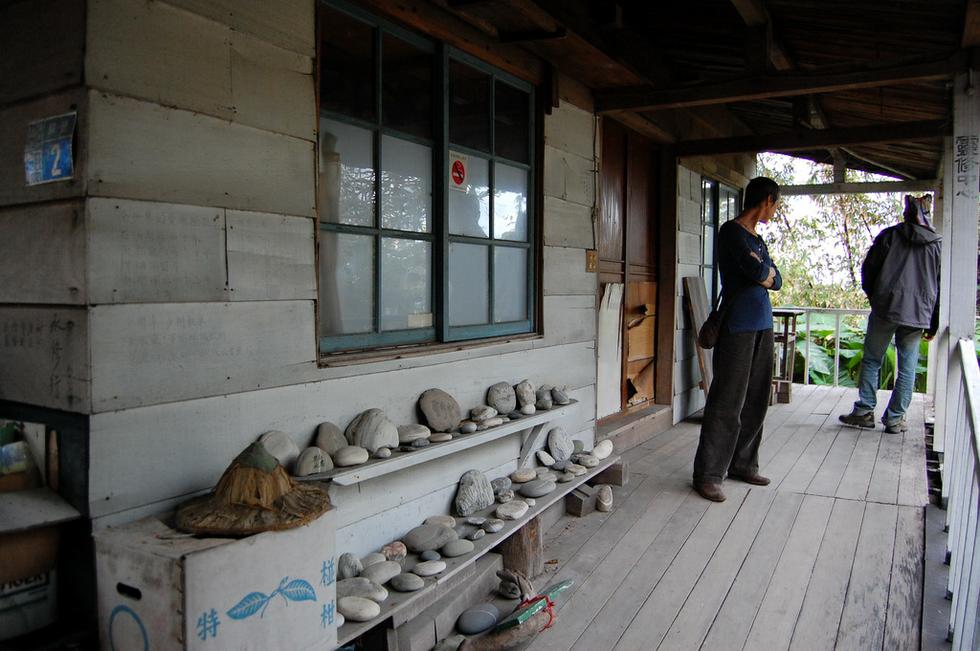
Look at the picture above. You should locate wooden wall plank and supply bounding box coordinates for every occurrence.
[0,201,86,304]
[539,294,596,347]
[678,231,702,265]
[543,196,594,249]
[162,0,315,57]
[0,306,89,413]
[543,145,595,207]
[543,246,596,296]
[87,340,596,515]
[226,210,316,301]
[0,0,85,106]
[89,301,317,411]
[544,103,595,159]
[87,92,315,217]
[87,198,227,304]
[0,89,88,208]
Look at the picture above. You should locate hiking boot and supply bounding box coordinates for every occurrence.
[728,472,771,486]
[839,411,875,429]
[694,481,726,502]
[884,418,908,434]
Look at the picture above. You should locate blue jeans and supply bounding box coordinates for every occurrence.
[852,312,922,425]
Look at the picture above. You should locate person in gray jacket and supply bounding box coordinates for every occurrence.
[839,195,941,433]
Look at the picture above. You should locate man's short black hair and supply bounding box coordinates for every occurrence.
[743,177,780,211]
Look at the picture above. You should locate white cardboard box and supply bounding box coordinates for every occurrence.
[95,510,337,651]
[0,571,57,640]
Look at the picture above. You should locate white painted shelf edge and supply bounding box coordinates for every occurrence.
[298,400,579,486]
[0,486,82,534]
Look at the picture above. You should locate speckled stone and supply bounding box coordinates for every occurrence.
[338,553,362,580]
[454,469,495,517]
[547,427,574,463]
[574,453,600,468]
[337,578,388,603]
[470,405,498,422]
[360,560,401,586]
[482,518,505,533]
[456,603,499,634]
[442,539,475,557]
[514,380,535,407]
[382,541,407,562]
[496,489,515,503]
[338,596,381,622]
[487,382,517,414]
[491,477,512,494]
[510,468,536,483]
[412,560,447,577]
[420,550,441,561]
[390,573,425,592]
[496,500,529,520]
[518,479,556,498]
[418,388,462,432]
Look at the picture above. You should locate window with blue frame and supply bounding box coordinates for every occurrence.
[317,1,536,354]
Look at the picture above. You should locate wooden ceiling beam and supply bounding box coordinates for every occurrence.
[596,54,965,113]
[729,0,793,71]
[675,119,947,156]
[964,0,980,47]
[781,179,938,196]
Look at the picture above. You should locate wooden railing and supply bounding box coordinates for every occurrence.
[943,339,980,649]
[776,306,871,387]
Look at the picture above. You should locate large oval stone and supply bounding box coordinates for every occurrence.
[338,596,380,622]
[596,484,613,512]
[470,405,498,422]
[442,539,475,558]
[295,446,333,476]
[456,603,499,635]
[593,439,614,460]
[486,382,517,414]
[495,500,529,521]
[574,453,600,468]
[510,468,536,483]
[345,409,399,454]
[412,560,446,577]
[514,380,535,407]
[337,577,388,603]
[454,469,494,517]
[419,388,462,432]
[547,427,574,463]
[334,445,369,467]
[404,523,458,553]
[258,430,300,471]
[552,386,570,405]
[482,518,504,533]
[360,560,401,586]
[518,479,556,498]
[338,552,362,580]
[397,424,431,444]
[315,422,347,456]
[390,573,425,592]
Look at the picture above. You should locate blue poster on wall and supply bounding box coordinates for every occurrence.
[24,112,76,186]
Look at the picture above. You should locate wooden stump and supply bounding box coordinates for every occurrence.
[588,459,628,487]
[565,485,597,517]
[499,516,543,578]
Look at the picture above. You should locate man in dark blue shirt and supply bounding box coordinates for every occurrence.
[694,177,782,502]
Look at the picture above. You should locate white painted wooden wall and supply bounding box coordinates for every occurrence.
[673,165,707,422]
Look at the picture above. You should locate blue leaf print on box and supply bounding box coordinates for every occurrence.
[226,577,318,621]
[227,592,270,620]
[281,579,317,603]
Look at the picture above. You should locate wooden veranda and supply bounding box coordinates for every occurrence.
[521,385,930,650]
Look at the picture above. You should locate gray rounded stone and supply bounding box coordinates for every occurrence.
[360,552,386,569]
[523,498,536,507]
[596,484,613,512]
[345,408,399,454]
[374,447,392,459]
[536,387,553,405]
[486,382,517,414]
[496,489,515,503]
[521,403,537,415]
[482,518,505,533]
[334,445,369,467]
[459,420,478,434]
[315,422,348,456]
[360,560,401,586]
[425,515,457,528]
[593,439,614,460]
[337,577,388,603]
[536,470,557,482]
[551,460,568,471]
[411,438,430,448]
[548,427,574,463]
[491,477,512,494]
[382,541,407,562]
[468,528,486,541]
[552,386,570,405]
[514,380,536,407]
[456,602,499,635]
[397,424,431,444]
[454,469,495,517]
[567,463,587,476]
[510,468,536,483]
[442,539,475,558]
[470,405,498,422]
[412,560,446,577]
[390,573,425,592]
[573,440,585,453]
[430,433,453,443]
[258,430,300,471]
[574,453,600,468]
[557,472,576,483]
[419,550,441,562]
[536,450,556,466]
[338,552,362,580]
[338,596,380,622]
[479,416,504,429]
[419,388,462,432]
[465,516,487,526]
[496,500,529,521]
[295,446,333,476]
[508,411,525,420]
[404,523,457,553]
[518,479,556,498]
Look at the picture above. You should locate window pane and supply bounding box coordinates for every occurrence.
[382,34,432,139]
[449,242,489,326]
[703,267,715,306]
[319,118,375,226]
[493,247,527,322]
[319,6,375,121]
[493,163,527,241]
[319,232,374,335]
[381,238,431,330]
[448,153,489,237]
[703,222,715,266]
[449,60,490,152]
[381,136,431,232]
[494,81,529,163]
[719,193,729,223]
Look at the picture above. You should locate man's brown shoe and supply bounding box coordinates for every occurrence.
[728,472,770,486]
[694,481,726,502]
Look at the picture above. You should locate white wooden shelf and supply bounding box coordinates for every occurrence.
[335,453,621,646]
[0,487,81,534]
[297,400,578,486]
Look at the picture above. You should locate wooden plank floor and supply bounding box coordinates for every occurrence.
[524,386,928,651]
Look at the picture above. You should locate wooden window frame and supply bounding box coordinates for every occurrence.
[317,0,538,356]
[700,177,740,308]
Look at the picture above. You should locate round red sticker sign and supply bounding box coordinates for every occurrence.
[451,159,466,186]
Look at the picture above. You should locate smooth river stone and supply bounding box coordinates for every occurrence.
[338,553,362,580]
[566,463,587,476]
[573,440,585,453]
[482,519,504,533]
[425,515,457,528]
[478,416,504,429]
[405,523,458,553]
[510,468,536,483]
[315,422,347,456]
[486,382,517,414]
[337,577,388,603]
[547,427,574,463]
[334,445,369,467]
[412,560,446,577]
[514,380,535,407]
[518,479,556,498]
[419,388,462,432]
[336,612,346,627]
[360,552,386,569]
[596,485,613,512]
[295,446,332,476]
[536,450,556,466]
[382,541,407,562]
[496,489,515,503]
[470,405,498,422]
[411,439,430,448]
[258,430,300,471]
[466,516,486,526]
[551,460,568,472]
[557,472,576,483]
[508,411,525,420]
[457,603,499,635]
[360,561,401,586]
[454,469,495,516]
[496,500,529,521]
[523,498,536,507]
[575,453,600,468]
[552,386,570,405]
[397,424,431,444]
[536,470,557,482]
[374,447,391,459]
[442,539,475,557]
[536,397,553,410]
[338,596,380,622]
[520,404,537,415]
[536,387,553,408]
[593,439,614,460]
[459,421,478,434]
[419,550,441,562]
[390,573,425,592]
[430,433,453,443]
[468,528,486,541]
[491,477,512,494]
[345,408,399,454]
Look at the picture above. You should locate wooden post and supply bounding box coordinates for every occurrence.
[934,136,954,456]
[499,517,543,578]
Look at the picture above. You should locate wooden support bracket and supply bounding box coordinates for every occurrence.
[499,516,543,578]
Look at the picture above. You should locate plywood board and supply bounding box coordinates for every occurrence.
[87,92,315,217]
[683,275,713,391]
[625,280,657,311]
[0,488,81,534]
[627,316,655,361]
[0,306,89,413]
[0,201,86,304]
[87,198,227,303]
[543,196,594,249]
[163,0,315,57]
[543,246,596,295]
[89,301,317,411]
[0,0,85,105]
[226,210,316,301]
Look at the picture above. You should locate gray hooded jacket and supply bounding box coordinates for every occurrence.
[861,221,942,334]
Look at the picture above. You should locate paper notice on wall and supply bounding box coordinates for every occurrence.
[24,112,76,186]
[449,151,467,192]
